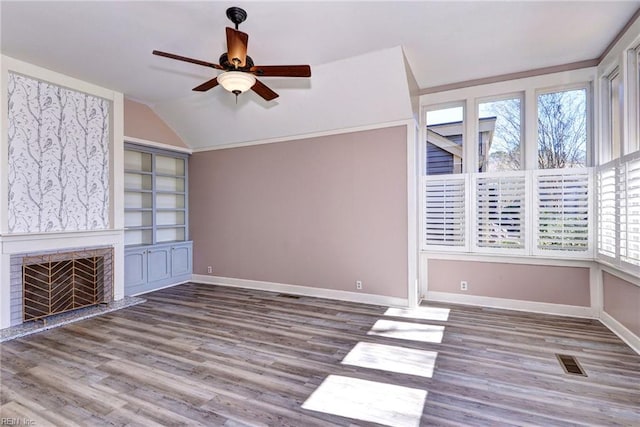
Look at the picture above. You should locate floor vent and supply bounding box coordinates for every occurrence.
[278,294,301,299]
[556,354,587,377]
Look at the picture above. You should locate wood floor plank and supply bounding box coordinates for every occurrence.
[1,282,639,426]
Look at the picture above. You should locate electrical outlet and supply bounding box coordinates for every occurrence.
[460,281,468,291]
[356,280,363,290]
[207,266,213,274]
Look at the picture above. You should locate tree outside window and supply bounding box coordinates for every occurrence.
[478,98,521,172]
[537,89,587,169]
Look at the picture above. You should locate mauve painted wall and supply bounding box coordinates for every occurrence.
[603,272,640,337]
[124,98,187,148]
[427,259,590,306]
[190,126,408,298]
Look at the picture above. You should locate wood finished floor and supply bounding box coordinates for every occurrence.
[1,283,639,426]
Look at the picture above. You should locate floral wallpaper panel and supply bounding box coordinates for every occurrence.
[7,72,110,233]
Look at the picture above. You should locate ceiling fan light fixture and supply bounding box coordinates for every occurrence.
[217,71,256,95]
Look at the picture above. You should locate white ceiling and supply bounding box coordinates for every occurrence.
[1,1,639,147]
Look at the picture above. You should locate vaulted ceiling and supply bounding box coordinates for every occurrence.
[2,1,639,148]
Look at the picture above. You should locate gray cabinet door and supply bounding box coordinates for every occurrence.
[171,244,192,277]
[147,246,171,283]
[124,248,147,290]
[124,241,192,296]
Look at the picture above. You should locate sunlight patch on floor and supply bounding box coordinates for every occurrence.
[302,375,426,427]
[384,306,450,322]
[342,342,438,378]
[367,319,445,343]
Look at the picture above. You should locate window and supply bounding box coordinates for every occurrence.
[627,45,640,154]
[420,73,594,259]
[478,97,522,172]
[619,155,640,268]
[608,69,623,159]
[537,88,587,169]
[636,47,640,153]
[597,152,640,275]
[426,106,464,175]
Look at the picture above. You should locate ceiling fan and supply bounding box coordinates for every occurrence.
[153,6,311,102]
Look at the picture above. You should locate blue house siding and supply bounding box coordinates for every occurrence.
[426,143,454,175]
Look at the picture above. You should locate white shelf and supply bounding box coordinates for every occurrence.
[124,146,189,246]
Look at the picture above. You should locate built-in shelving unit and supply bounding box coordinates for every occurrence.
[124,147,188,245]
[124,143,192,296]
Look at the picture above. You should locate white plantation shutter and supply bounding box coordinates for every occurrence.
[597,163,617,260]
[421,170,597,260]
[619,155,640,269]
[534,169,593,257]
[473,173,526,252]
[422,175,467,250]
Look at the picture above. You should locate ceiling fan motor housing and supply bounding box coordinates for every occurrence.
[219,53,254,71]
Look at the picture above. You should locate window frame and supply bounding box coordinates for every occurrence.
[419,69,595,260]
[625,45,640,155]
[600,67,623,162]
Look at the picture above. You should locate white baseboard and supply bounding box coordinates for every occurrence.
[192,275,409,307]
[600,311,640,355]
[425,291,597,318]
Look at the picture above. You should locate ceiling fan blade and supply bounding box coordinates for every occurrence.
[226,27,249,68]
[250,65,311,77]
[153,50,223,70]
[192,77,219,92]
[251,79,279,101]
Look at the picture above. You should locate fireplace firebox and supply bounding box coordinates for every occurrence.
[22,248,113,322]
